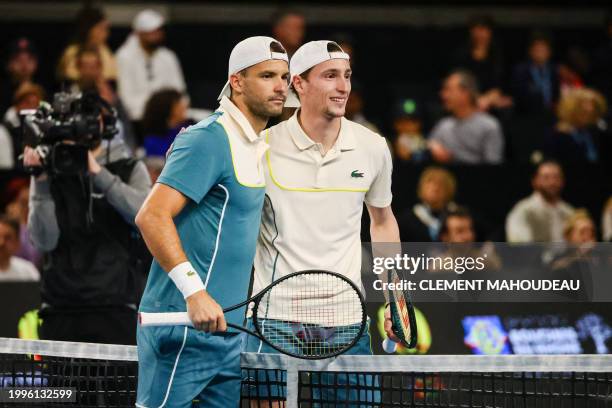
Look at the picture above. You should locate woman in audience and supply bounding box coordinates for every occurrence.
[543,88,608,163]
[602,197,612,242]
[57,6,117,83]
[141,89,193,157]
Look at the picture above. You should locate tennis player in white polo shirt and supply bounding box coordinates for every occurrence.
[244,40,399,403]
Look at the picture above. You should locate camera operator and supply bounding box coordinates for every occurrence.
[23,96,151,344]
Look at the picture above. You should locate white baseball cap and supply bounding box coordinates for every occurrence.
[284,40,350,108]
[133,9,165,33]
[217,36,290,101]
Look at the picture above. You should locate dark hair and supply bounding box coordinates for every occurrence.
[532,158,563,179]
[142,89,183,136]
[0,215,19,237]
[270,8,304,27]
[528,30,553,49]
[439,206,472,237]
[74,6,106,46]
[468,14,494,30]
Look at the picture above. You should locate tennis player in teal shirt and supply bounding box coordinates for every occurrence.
[135,37,290,408]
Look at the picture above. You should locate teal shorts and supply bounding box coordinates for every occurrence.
[241,318,380,406]
[136,325,243,408]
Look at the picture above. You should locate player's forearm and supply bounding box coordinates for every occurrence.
[135,206,188,272]
[370,214,401,243]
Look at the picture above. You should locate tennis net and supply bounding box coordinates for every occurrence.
[1,337,611,407]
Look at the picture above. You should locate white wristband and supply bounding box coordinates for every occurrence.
[168,261,205,299]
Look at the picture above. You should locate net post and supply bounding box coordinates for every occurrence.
[286,357,299,408]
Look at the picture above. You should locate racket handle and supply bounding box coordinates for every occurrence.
[382,337,398,353]
[139,312,193,327]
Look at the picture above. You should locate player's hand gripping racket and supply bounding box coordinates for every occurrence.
[140,270,366,360]
[382,268,418,353]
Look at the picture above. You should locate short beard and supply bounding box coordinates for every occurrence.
[244,93,283,120]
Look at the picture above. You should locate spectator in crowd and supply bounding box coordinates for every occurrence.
[563,209,597,245]
[57,6,117,83]
[271,8,305,57]
[398,166,457,242]
[392,98,428,162]
[602,196,612,242]
[141,89,193,157]
[512,31,560,114]
[116,9,186,122]
[592,13,612,103]
[1,37,41,113]
[0,215,39,282]
[506,160,574,243]
[451,15,512,111]
[3,82,45,168]
[4,178,41,267]
[72,47,137,151]
[344,82,380,134]
[429,70,504,164]
[543,88,608,163]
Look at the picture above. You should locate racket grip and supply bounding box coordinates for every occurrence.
[139,312,193,327]
[382,337,398,353]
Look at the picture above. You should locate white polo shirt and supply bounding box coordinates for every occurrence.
[252,111,392,324]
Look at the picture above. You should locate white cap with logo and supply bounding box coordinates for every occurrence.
[133,9,165,33]
[284,40,351,108]
[217,36,290,101]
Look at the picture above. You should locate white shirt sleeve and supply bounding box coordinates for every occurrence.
[167,51,187,93]
[365,137,393,208]
[505,200,533,243]
[0,126,14,169]
[116,50,146,120]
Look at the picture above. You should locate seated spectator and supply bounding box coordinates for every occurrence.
[428,70,504,164]
[57,6,117,83]
[602,197,612,242]
[451,15,512,112]
[563,209,597,245]
[506,160,574,243]
[543,88,608,163]
[3,82,45,167]
[1,37,41,113]
[511,31,560,114]
[71,47,137,151]
[271,8,305,57]
[4,178,41,267]
[392,98,428,162]
[141,89,193,157]
[116,9,187,122]
[398,166,457,242]
[0,215,39,282]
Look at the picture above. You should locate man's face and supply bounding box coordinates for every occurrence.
[533,163,564,200]
[567,218,596,245]
[7,52,37,83]
[15,93,41,111]
[234,59,289,119]
[470,24,492,46]
[0,222,19,263]
[529,40,551,65]
[443,216,475,244]
[420,176,449,211]
[295,59,352,119]
[273,14,305,51]
[440,74,468,113]
[77,53,103,85]
[138,28,165,51]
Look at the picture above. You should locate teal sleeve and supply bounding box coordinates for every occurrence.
[157,127,226,203]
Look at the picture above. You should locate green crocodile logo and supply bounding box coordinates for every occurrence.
[186,271,196,277]
[351,170,364,178]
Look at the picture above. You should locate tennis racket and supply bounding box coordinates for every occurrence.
[382,268,418,353]
[139,270,366,360]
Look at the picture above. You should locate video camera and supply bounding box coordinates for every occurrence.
[22,90,118,175]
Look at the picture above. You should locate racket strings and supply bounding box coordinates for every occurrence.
[255,272,364,358]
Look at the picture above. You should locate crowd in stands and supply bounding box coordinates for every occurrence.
[1,6,612,282]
